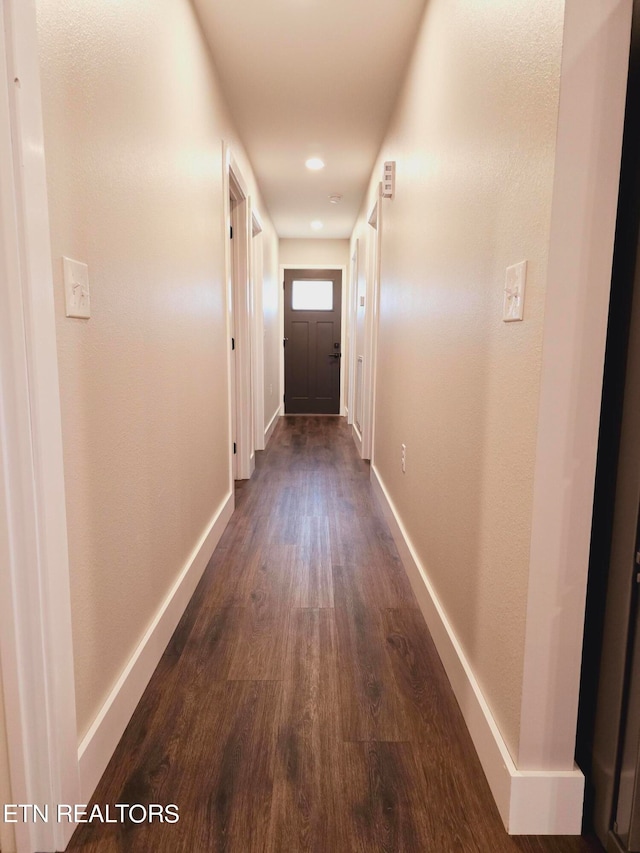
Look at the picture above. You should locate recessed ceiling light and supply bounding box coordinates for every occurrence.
[305,157,325,171]
[310,220,323,230]
[329,194,342,204]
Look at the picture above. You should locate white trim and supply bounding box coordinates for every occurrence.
[0,3,80,851]
[0,659,16,853]
[518,0,633,768]
[347,241,359,427]
[370,464,585,835]
[264,408,280,447]
[278,264,285,418]
[251,208,265,452]
[340,264,347,416]
[352,420,363,457]
[223,144,254,482]
[251,208,263,237]
[225,147,249,199]
[362,186,382,462]
[279,264,347,415]
[78,492,234,803]
[222,143,235,484]
[231,173,252,479]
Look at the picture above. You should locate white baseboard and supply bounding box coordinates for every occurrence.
[370,465,584,835]
[77,491,234,803]
[352,423,363,457]
[264,408,280,447]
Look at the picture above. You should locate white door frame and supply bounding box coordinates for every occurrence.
[0,658,14,853]
[251,210,265,451]
[0,3,80,852]
[223,145,254,481]
[360,184,383,461]
[346,240,359,426]
[279,264,348,416]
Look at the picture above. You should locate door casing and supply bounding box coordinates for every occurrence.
[279,264,347,417]
[352,184,382,461]
[0,3,80,851]
[283,268,342,414]
[251,211,265,450]
[224,145,255,481]
[346,240,359,426]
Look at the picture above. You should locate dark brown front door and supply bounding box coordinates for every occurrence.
[284,268,342,414]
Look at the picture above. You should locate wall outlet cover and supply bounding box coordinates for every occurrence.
[63,257,90,319]
[503,260,527,322]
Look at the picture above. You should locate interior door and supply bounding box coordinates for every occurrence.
[284,269,342,414]
[614,506,640,851]
[584,4,640,846]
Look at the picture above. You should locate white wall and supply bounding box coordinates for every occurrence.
[354,0,566,755]
[352,0,631,831]
[36,0,278,748]
[279,238,349,268]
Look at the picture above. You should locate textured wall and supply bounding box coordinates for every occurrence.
[36,0,277,740]
[353,0,564,758]
[279,238,350,268]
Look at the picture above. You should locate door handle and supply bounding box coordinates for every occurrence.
[328,353,341,359]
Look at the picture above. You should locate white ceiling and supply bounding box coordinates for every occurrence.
[192,0,428,239]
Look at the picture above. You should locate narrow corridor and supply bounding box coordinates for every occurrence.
[68,418,601,852]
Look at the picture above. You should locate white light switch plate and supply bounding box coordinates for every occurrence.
[63,257,90,319]
[503,260,527,322]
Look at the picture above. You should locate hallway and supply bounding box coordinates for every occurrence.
[67,418,600,852]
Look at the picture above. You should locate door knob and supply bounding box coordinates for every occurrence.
[328,353,341,359]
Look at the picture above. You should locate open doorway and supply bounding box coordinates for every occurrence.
[584,196,640,850]
[577,4,640,846]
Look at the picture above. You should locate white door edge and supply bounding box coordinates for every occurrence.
[0,3,80,852]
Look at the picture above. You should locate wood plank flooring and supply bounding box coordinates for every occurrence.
[67,416,602,852]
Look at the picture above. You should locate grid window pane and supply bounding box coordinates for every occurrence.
[292,280,333,311]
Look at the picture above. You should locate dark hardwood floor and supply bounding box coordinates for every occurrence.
[67,416,602,852]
